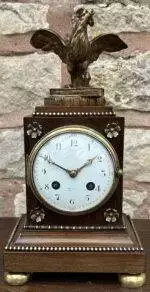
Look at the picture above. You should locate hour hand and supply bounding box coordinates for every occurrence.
[77,156,97,173]
[67,156,97,178]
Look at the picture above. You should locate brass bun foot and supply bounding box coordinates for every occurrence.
[119,273,146,288]
[4,272,30,286]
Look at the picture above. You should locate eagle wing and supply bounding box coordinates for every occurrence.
[30,29,67,63]
[89,34,127,63]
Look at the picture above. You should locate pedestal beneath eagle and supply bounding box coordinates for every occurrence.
[3,5,146,288]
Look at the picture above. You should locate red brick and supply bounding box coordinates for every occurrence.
[0,109,32,129]
[116,110,150,128]
[115,32,150,57]
[0,33,35,55]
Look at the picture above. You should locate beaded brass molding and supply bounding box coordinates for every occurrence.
[5,245,144,253]
[23,224,126,231]
[33,111,114,117]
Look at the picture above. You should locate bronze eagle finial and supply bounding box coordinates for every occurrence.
[30,5,127,88]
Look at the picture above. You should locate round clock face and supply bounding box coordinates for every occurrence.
[29,125,119,215]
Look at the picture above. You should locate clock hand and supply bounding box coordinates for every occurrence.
[40,155,97,178]
[40,155,69,173]
[65,156,98,178]
[76,156,97,173]
[67,156,97,178]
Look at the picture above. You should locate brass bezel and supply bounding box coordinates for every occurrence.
[28,125,120,216]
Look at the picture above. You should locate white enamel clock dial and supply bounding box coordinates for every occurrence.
[29,125,119,215]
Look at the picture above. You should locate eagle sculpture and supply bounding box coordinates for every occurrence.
[30,5,127,88]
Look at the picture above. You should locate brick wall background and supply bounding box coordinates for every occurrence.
[0,0,150,219]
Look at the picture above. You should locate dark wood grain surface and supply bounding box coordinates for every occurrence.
[24,114,124,227]
[0,218,149,291]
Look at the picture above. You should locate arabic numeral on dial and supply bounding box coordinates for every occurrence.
[56,143,61,150]
[101,170,106,176]
[95,185,101,192]
[97,156,102,162]
[40,154,50,161]
[70,199,75,205]
[45,184,49,190]
[55,194,60,200]
[88,143,91,151]
[71,140,78,147]
[86,195,90,201]
[42,168,46,174]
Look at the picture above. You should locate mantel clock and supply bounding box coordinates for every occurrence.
[4,6,146,288]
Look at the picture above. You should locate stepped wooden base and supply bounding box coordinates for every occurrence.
[4,214,146,287]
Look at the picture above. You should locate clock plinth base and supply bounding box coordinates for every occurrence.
[4,214,145,286]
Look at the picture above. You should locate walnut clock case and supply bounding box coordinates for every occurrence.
[4,89,146,288]
[25,106,123,227]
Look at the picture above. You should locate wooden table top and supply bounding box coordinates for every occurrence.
[0,217,149,291]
